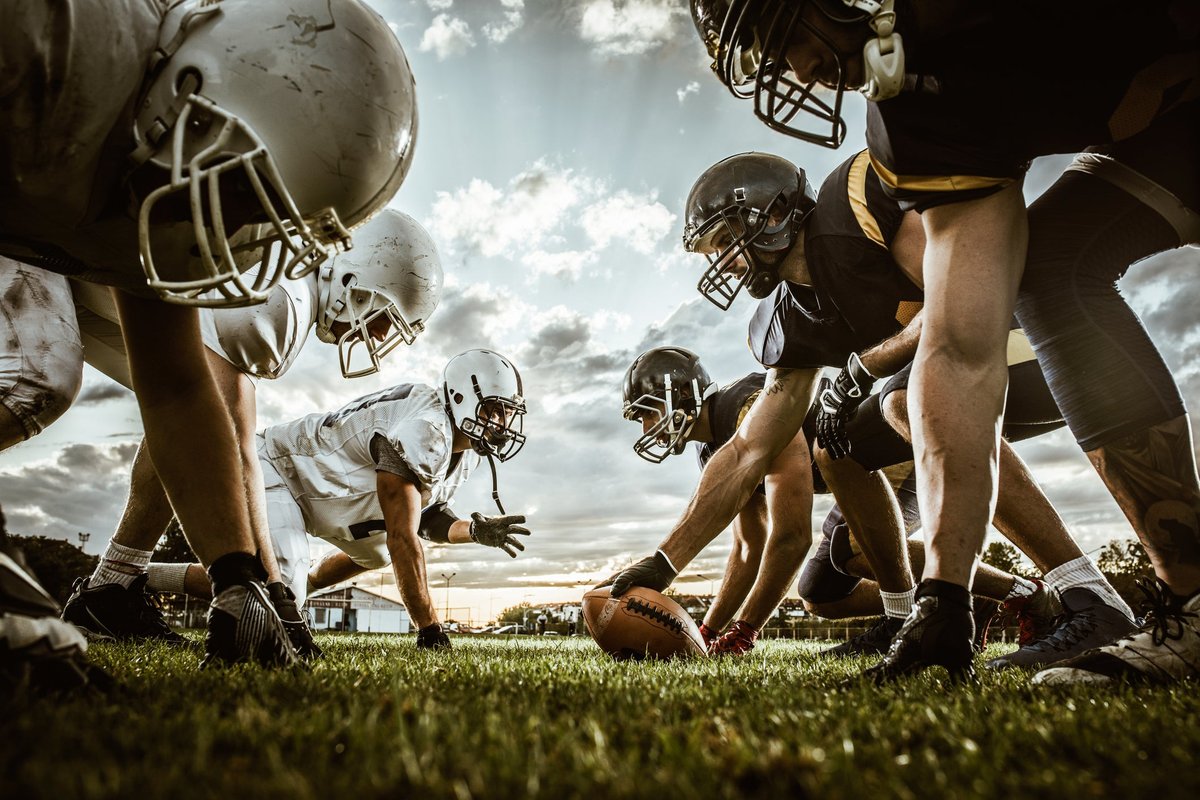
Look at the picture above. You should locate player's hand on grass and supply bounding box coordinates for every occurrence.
[596,550,678,597]
[815,353,875,460]
[416,622,451,651]
[469,512,530,558]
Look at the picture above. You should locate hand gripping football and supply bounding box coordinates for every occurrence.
[581,586,707,660]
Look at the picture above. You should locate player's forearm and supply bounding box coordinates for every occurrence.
[860,311,923,378]
[388,536,437,628]
[659,438,770,568]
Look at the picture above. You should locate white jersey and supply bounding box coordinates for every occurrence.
[198,270,318,380]
[258,383,478,547]
[0,0,166,291]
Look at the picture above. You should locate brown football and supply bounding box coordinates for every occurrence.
[581,586,707,661]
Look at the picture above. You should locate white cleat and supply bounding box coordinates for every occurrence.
[1033,579,1200,685]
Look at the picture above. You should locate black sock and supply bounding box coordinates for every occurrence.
[207,552,266,595]
[916,578,973,611]
[266,581,303,622]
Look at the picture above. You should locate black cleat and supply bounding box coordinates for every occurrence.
[266,582,323,661]
[201,581,299,669]
[862,580,977,685]
[2,548,116,695]
[819,615,904,659]
[1002,578,1061,647]
[986,586,1136,671]
[61,574,186,644]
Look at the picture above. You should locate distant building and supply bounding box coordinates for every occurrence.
[306,586,411,634]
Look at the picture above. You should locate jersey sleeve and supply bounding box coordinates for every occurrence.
[374,418,451,491]
[865,99,1026,212]
[806,234,913,351]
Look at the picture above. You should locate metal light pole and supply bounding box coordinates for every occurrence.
[77,531,90,551]
[440,572,456,621]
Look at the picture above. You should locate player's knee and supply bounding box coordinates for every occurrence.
[351,553,389,571]
[1,371,83,441]
[880,391,912,440]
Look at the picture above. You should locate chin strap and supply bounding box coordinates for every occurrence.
[848,0,905,101]
[484,451,505,514]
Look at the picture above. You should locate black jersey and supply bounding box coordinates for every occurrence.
[695,372,766,471]
[748,150,923,370]
[867,1,1197,210]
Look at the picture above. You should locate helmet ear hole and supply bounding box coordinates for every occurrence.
[453,392,463,404]
[175,68,202,95]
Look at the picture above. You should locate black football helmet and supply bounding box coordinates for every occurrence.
[622,347,714,463]
[683,152,816,310]
[689,0,903,149]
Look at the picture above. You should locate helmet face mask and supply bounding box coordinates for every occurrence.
[622,347,714,463]
[694,0,860,148]
[686,201,791,309]
[137,93,341,307]
[442,350,527,462]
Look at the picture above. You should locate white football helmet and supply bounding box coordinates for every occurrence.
[131,0,419,307]
[315,209,444,378]
[442,350,527,461]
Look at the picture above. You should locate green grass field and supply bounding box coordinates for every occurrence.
[3,634,1196,800]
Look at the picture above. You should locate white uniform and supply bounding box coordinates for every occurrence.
[0,256,316,439]
[0,0,167,293]
[258,384,478,603]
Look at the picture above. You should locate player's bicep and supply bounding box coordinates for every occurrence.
[731,368,818,462]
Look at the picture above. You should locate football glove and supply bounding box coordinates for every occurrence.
[597,550,678,597]
[815,352,876,460]
[469,512,531,558]
[416,622,451,651]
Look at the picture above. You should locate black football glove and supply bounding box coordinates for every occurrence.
[469,512,531,558]
[815,353,876,460]
[596,550,678,597]
[416,622,452,651]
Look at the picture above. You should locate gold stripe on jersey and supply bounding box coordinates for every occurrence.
[848,150,886,247]
[895,300,923,326]
[1006,329,1037,366]
[868,154,1013,193]
[735,390,763,430]
[1109,53,1200,141]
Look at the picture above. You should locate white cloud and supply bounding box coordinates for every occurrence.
[522,249,598,281]
[676,80,701,102]
[578,0,686,56]
[483,0,525,43]
[580,190,676,254]
[419,14,476,60]
[426,0,454,10]
[428,161,602,260]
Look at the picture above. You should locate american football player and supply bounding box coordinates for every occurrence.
[622,347,811,655]
[145,349,531,651]
[606,151,1134,674]
[689,0,1200,683]
[57,210,443,659]
[0,0,418,666]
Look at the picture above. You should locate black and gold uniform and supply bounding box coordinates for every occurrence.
[748,150,1063,468]
[865,1,1199,450]
[749,151,921,370]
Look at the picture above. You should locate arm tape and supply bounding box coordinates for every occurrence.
[418,502,458,543]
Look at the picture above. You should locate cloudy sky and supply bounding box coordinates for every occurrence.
[2,0,1197,621]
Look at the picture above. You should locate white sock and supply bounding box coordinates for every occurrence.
[880,587,916,619]
[146,562,192,595]
[1004,576,1039,601]
[1045,556,1134,621]
[91,542,153,588]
